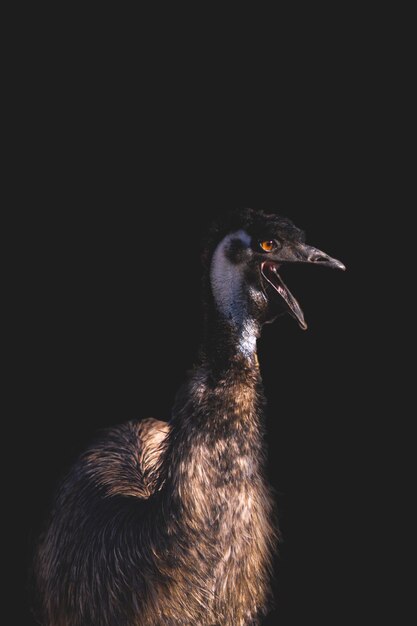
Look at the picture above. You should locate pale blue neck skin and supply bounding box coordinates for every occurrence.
[210,230,262,359]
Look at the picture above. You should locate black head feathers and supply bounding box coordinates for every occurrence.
[201,208,305,267]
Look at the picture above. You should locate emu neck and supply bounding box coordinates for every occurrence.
[164,262,265,511]
[202,310,260,375]
[166,303,265,493]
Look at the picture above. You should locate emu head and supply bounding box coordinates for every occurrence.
[206,209,345,338]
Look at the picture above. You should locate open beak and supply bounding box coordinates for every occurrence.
[261,243,345,330]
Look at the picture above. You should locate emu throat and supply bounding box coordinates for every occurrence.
[210,230,260,360]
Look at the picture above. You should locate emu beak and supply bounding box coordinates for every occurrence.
[294,244,346,271]
[261,243,345,330]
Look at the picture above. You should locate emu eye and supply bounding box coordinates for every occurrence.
[259,240,276,252]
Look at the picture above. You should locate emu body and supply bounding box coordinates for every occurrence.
[36,364,274,625]
[35,209,344,625]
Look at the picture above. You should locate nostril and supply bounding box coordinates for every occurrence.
[312,254,328,263]
[303,246,345,270]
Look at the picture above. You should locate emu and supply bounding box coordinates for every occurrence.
[34,208,345,625]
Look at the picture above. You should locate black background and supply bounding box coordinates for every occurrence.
[10,27,394,625]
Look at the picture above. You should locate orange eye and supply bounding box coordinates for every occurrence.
[260,240,275,252]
